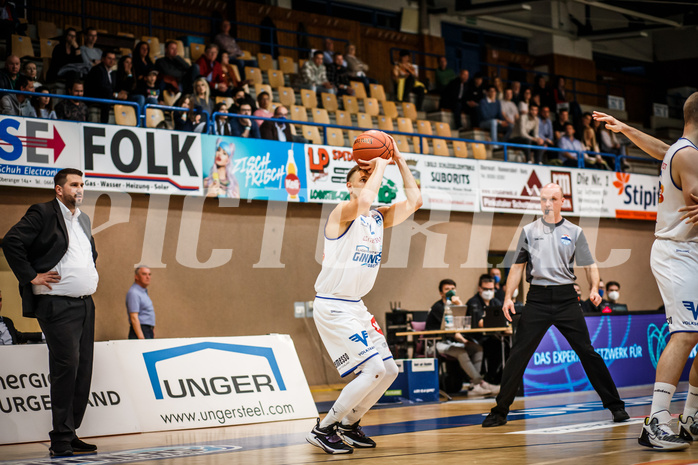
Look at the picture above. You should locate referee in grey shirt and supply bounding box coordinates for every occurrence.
[482,183,628,427]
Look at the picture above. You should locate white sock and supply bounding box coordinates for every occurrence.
[319,356,386,429]
[683,384,698,419]
[342,359,399,425]
[650,382,676,424]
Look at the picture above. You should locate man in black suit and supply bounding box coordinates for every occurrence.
[0,289,43,345]
[3,168,99,457]
[85,50,116,124]
[440,69,469,130]
[260,105,293,141]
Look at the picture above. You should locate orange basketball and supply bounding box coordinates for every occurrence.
[352,130,394,164]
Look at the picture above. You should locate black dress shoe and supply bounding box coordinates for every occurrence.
[611,408,630,423]
[482,411,508,427]
[71,438,98,452]
[49,442,73,457]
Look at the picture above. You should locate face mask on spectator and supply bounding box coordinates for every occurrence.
[608,291,619,302]
[481,290,494,301]
[492,275,500,284]
[599,289,604,298]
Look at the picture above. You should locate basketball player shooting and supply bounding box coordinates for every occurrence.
[595,95,698,450]
[307,131,422,454]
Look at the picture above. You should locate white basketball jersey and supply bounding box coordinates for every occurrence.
[655,138,698,242]
[314,210,384,299]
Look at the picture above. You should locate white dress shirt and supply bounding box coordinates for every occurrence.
[33,200,99,297]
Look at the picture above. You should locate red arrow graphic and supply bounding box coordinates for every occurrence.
[0,126,66,161]
[48,126,65,162]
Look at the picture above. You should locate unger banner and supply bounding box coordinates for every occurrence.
[0,115,82,189]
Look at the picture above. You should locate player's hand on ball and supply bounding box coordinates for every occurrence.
[358,156,390,173]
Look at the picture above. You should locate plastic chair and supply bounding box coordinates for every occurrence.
[12,35,34,59]
[163,90,181,106]
[397,117,414,133]
[257,53,273,71]
[334,110,352,127]
[453,140,468,158]
[240,50,253,60]
[145,108,166,128]
[190,43,204,62]
[37,21,58,39]
[141,36,160,59]
[382,100,398,119]
[114,105,137,126]
[402,102,418,120]
[39,39,57,58]
[300,89,317,109]
[312,108,330,125]
[393,135,411,153]
[290,105,308,122]
[326,127,345,147]
[370,83,387,101]
[348,130,362,144]
[278,56,295,74]
[302,125,323,145]
[356,112,372,129]
[342,95,359,114]
[321,93,339,112]
[267,69,284,88]
[471,142,487,160]
[435,122,452,138]
[278,87,295,107]
[363,97,379,116]
[417,119,433,135]
[254,83,272,99]
[377,116,394,131]
[433,138,449,156]
[350,81,367,99]
[245,67,263,85]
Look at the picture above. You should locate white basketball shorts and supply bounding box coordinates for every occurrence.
[313,296,392,377]
[651,239,698,333]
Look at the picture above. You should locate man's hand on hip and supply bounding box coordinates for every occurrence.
[31,271,61,290]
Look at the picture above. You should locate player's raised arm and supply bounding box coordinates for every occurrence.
[593,111,670,160]
[377,136,423,228]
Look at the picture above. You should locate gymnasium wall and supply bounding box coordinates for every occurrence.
[0,185,660,386]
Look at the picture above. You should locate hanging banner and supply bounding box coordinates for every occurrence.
[606,171,659,220]
[0,116,82,189]
[402,154,479,212]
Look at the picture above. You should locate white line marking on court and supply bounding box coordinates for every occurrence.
[507,418,644,434]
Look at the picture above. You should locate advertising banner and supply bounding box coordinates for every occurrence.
[403,154,479,212]
[0,116,82,189]
[82,123,203,195]
[0,343,140,445]
[111,335,317,432]
[523,313,687,396]
[570,169,614,218]
[200,135,308,201]
[606,171,660,220]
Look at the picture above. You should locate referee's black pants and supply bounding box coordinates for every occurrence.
[491,284,624,417]
[36,295,95,446]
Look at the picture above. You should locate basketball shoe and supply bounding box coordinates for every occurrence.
[679,414,698,442]
[337,420,376,448]
[638,416,690,450]
[306,418,354,454]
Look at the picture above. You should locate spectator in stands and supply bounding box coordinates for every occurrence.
[557,122,587,167]
[518,87,531,116]
[0,74,35,116]
[500,88,519,137]
[115,55,136,102]
[440,69,469,131]
[85,50,116,124]
[553,75,569,112]
[156,40,198,94]
[192,77,214,116]
[326,53,353,98]
[133,68,163,109]
[253,91,272,126]
[229,86,256,114]
[55,80,88,122]
[219,51,249,91]
[182,105,206,133]
[212,102,231,136]
[173,93,193,131]
[132,41,153,81]
[214,20,256,81]
[580,112,611,170]
[0,55,20,92]
[434,56,455,94]
[301,50,334,97]
[392,50,426,111]
[81,27,102,69]
[0,0,27,55]
[260,105,293,142]
[554,108,571,142]
[230,102,261,139]
[344,44,371,91]
[493,76,505,101]
[532,74,554,111]
[595,119,629,170]
[538,105,555,160]
[47,28,83,82]
[478,85,509,148]
[489,267,505,302]
[509,103,544,164]
[196,44,229,96]
[322,38,340,67]
[21,61,41,88]
[464,72,485,128]
[32,87,57,119]
[510,81,522,105]
[606,281,623,306]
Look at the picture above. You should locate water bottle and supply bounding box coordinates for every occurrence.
[444,299,455,330]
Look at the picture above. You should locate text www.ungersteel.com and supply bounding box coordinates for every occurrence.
[160,401,295,425]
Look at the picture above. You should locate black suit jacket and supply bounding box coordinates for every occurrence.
[85,63,114,100]
[260,120,292,141]
[2,199,98,318]
[1,316,43,344]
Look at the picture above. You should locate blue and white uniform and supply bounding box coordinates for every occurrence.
[651,138,698,332]
[314,210,392,377]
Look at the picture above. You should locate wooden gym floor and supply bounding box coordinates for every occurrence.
[3,383,698,465]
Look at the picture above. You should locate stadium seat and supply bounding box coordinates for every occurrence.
[471,142,487,160]
[402,102,418,121]
[37,21,58,39]
[39,39,57,58]
[245,67,263,85]
[433,138,449,156]
[312,108,330,125]
[114,105,138,126]
[417,120,433,135]
[278,87,295,107]
[413,137,430,155]
[435,122,452,138]
[393,135,411,153]
[290,105,308,122]
[326,127,345,147]
[397,117,414,133]
[119,47,132,58]
[350,81,367,99]
[348,130,362,144]
[229,64,241,82]
[257,53,273,71]
[342,95,359,114]
[298,58,307,70]
[302,125,323,145]
[382,100,398,119]
[452,140,468,158]
[278,56,295,74]
[363,98,379,116]
[117,31,135,39]
[322,93,339,112]
[254,83,272,99]
[240,50,253,60]
[12,35,34,59]
[141,36,160,59]
[267,69,284,88]
[377,116,394,131]
[356,112,372,129]
[300,89,318,109]
[370,83,387,101]
[334,110,352,127]
[145,108,166,128]
[163,90,181,106]
[215,96,234,107]
[190,43,204,61]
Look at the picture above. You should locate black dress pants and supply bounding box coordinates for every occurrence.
[36,295,95,445]
[491,284,624,416]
